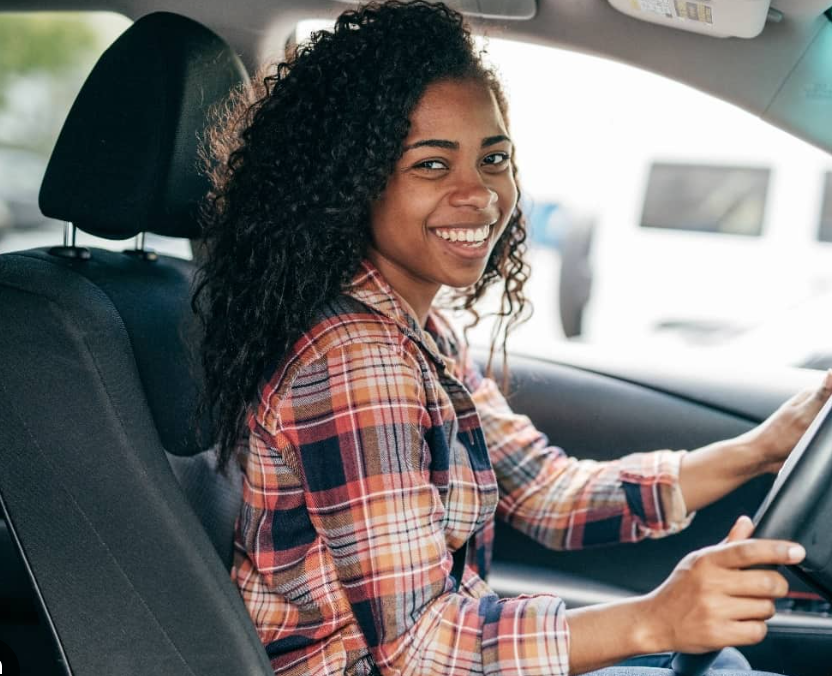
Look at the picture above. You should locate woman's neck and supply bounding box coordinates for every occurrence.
[366,247,439,327]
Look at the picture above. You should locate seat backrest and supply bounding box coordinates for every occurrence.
[0,13,273,676]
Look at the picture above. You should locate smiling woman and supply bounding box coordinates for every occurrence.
[192,2,830,676]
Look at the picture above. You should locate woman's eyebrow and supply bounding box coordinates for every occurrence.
[403,139,458,152]
[482,134,511,147]
[402,135,512,152]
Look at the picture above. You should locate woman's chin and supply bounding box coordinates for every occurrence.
[440,267,488,291]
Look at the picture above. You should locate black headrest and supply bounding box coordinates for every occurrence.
[39,12,248,240]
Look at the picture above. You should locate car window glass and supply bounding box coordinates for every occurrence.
[0,12,191,260]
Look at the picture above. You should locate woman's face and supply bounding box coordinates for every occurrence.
[368,78,518,320]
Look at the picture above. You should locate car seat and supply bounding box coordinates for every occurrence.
[0,12,273,676]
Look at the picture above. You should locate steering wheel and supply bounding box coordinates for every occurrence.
[670,393,832,676]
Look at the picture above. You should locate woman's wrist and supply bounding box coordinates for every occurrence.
[628,593,670,655]
[566,594,669,672]
[732,428,780,477]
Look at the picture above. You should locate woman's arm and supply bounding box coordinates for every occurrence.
[679,369,832,512]
[472,375,692,548]
[469,359,832,547]
[677,437,757,513]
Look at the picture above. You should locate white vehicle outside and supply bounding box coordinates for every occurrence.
[584,80,832,367]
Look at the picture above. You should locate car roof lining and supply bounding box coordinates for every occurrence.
[1,0,831,155]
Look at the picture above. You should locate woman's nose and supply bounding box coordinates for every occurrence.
[448,174,498,210]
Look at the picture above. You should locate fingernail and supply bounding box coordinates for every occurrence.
[788,545,806,562]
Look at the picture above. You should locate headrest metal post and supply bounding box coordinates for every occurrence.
[123,232,158,262]
[63,221,77,248]
[50,221,91,260]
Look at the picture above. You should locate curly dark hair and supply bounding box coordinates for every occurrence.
[193,0,531,470]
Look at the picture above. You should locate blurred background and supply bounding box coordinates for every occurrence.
[3,12,832,371]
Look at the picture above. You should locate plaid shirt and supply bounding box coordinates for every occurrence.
[233,260,693,676]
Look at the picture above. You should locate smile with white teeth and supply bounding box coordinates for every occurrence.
[432,224,490,246]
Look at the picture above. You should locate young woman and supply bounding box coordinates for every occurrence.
[194,3,832,675]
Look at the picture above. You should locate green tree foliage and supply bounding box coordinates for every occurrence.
[0,13,127,152]
[0,14,99,84]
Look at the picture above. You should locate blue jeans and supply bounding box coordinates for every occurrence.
[581,648,783,676]
[619,648,750,670]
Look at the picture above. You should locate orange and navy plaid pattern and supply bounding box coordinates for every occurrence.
[233,260,693,676]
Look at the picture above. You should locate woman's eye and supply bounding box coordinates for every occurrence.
[414,159,448,171]
[483,152,510,168]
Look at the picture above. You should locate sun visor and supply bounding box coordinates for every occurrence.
[608,0,774,38]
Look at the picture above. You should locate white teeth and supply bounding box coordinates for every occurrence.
[472,225,489,241]
[434,225,490,244]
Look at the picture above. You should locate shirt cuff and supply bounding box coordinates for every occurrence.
[482,593,570,676]
[618,449,695,538]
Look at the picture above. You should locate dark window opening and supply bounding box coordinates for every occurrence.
[640,162,769,236]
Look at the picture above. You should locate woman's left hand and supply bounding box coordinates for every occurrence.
[739,369,832,475]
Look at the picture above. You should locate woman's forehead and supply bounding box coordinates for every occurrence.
[406,80,507,140]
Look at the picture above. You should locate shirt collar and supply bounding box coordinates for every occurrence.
[343,259,459,371]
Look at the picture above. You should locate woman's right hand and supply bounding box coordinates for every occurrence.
[642,515,806,654]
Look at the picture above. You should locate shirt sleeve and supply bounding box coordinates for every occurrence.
[463,360,694,550]
[266,342,571,676]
